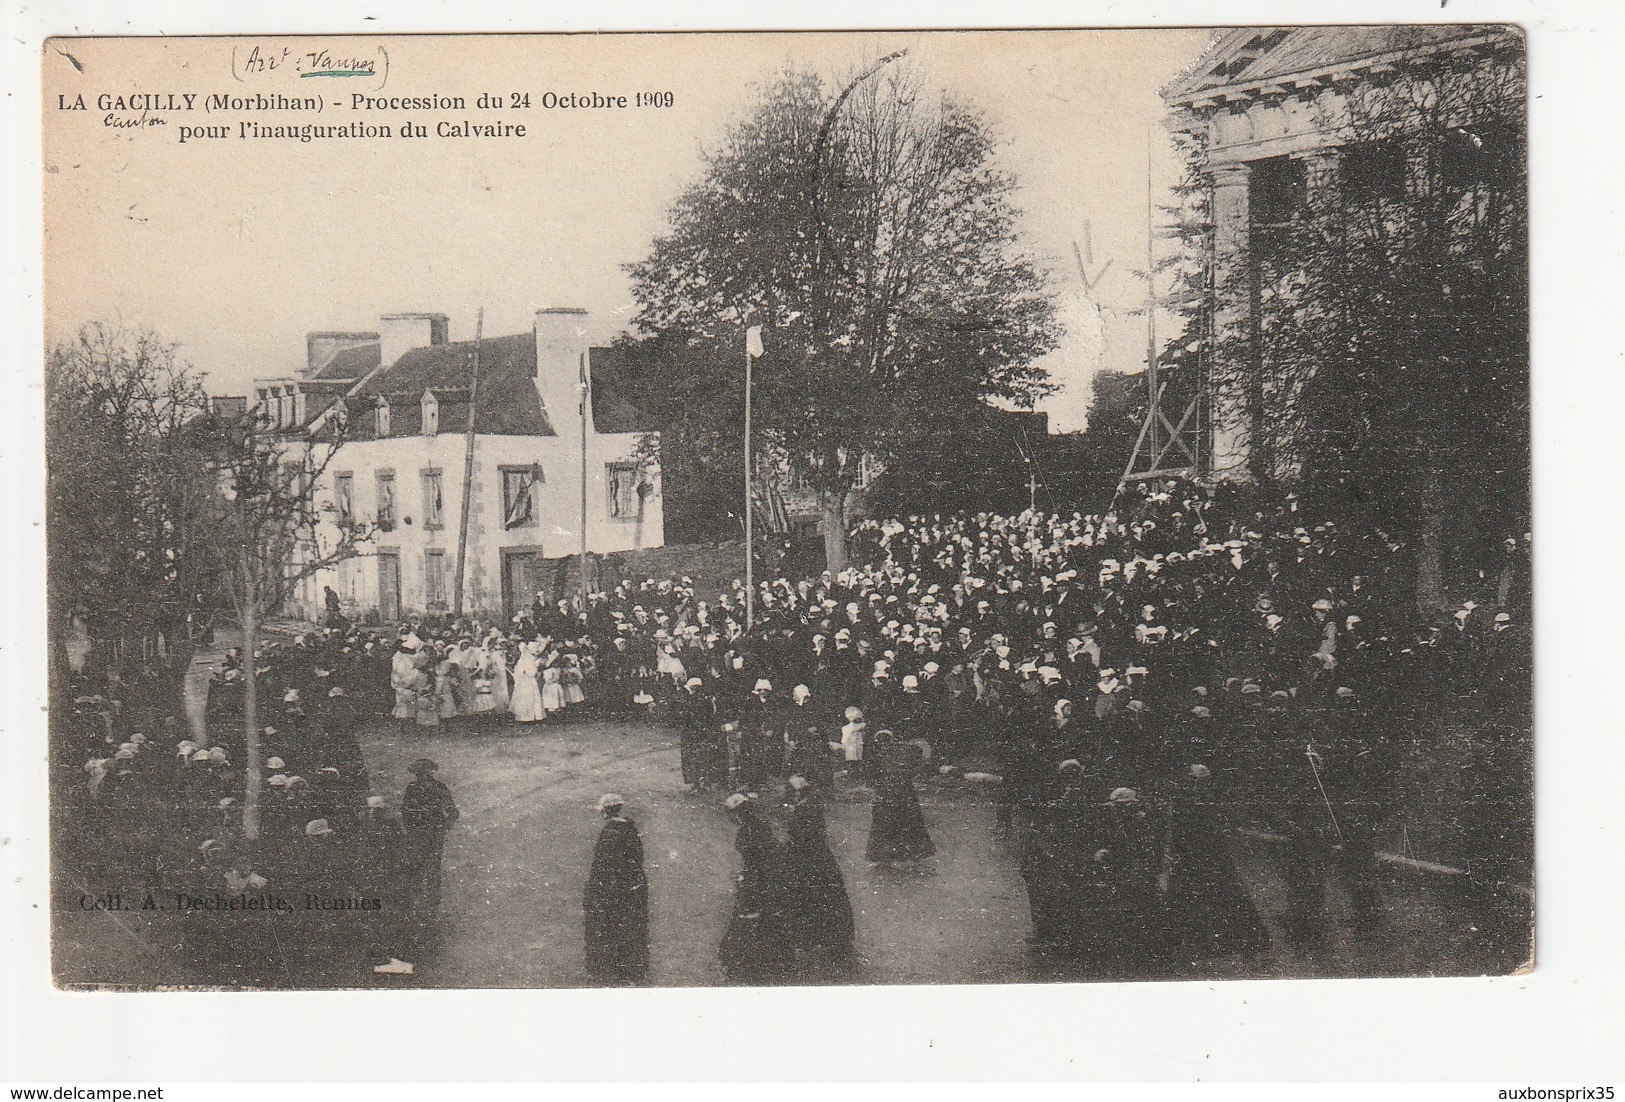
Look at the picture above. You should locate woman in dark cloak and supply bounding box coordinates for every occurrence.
[718,793,790,983]
[583,793,650,985]
[1020,759,1092,950]
[675,677,714,790]
[781,777,855,971]
[864,730,936,865]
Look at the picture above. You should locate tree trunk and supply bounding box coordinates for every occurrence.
[241,599,262,841]
[1415,456,1448,614]
[820,489,849,574]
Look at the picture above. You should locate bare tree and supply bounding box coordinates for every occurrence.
[187,405,376,840]
[46,324,211,696]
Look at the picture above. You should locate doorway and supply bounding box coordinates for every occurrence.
[502,547,544,621]
[377,551,401,622]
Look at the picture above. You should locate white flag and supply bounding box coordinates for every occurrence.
[745,325,764,359]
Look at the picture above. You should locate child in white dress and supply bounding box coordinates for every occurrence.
[540,660,567,715]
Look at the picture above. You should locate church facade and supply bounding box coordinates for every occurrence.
[1162,25,1521,480]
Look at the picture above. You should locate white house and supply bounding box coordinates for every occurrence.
[252,308,663,622]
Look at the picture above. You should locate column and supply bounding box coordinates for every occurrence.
[1208,160,1254,481]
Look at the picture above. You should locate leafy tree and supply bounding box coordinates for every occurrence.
[1192,41,1527,609]
[621,57,1060,570]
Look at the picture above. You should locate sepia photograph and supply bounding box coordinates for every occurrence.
[40,26,1532,994]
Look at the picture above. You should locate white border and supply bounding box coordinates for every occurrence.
[4,0,1623,1084]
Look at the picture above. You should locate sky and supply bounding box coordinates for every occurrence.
[42,29,1214,432]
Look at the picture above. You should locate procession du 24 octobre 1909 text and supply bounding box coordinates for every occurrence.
[56,38,678,148]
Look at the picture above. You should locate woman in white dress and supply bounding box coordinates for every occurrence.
[469,642,498,720]
[510,641,545,723]
[540,656,567,715]
[390,642,419,736]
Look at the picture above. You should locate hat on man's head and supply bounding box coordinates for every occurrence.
[723,793,751,811]
[596,793,625,812]
[409,758,440,775]
[304,818,334,836]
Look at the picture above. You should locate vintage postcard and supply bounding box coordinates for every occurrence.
[42,27,1531,992]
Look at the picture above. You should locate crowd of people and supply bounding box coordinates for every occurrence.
[61,479,1533,983]
[64,640,461,981]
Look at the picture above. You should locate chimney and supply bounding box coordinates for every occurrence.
[378,312,449,369]
[305,330,380,377]
[534,308,592,435]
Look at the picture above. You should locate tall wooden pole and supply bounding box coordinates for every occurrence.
[451,308,484,618]
[744,340,754,630]
[579,351,590,614]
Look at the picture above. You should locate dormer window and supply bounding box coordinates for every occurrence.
[375,397,391,438]
[422,390,439,436]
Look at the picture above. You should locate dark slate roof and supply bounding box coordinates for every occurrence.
[347,332,551,438]
[339,333,654,440]
[1164,25,1515,105]
[313,342,381,381]
[299,394,341,430]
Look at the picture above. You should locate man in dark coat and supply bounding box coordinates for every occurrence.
[583,793,650,985]
[400,758,459,908]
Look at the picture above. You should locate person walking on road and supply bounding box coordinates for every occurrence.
[583,793,651,985]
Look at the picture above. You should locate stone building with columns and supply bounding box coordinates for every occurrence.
[1162,25,1521,481]
[247,308,663,623]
